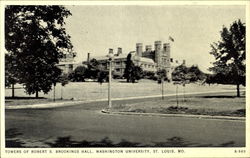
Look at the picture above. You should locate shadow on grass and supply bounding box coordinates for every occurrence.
[5,128,241,148]
[232,109,245,116]
[44,136,238,147]
[5,96,46,100]
[118,81,138,83]
[201,96,236,98]
[201,95,245,98]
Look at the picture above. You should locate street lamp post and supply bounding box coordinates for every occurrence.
[161,78,164,100]
[108,55,113,109]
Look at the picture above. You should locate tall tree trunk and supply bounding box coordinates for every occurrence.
[35,90,39,98]
[53,84,56,102]
[11,83,15,98]
[236,84,240,97]
[161,78,164,100]
[176,85,179,107]
[61,85,63,100]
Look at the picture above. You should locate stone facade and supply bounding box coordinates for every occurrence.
[57,53,82,74]
[138,41,172,79]
[84,40,185,79]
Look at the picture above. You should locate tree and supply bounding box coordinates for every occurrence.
[85,58,100,79]
[172,65,189,83]
[5,54,19,98]
[142,71,156,80]
[156,69,167,83]
[58,73,69,100]
[209,20,245,97]
[131,66,143,83]
[124,53,142,83]
[124,53,134,82]
[97,70,108,84]
[186,65,206,82]
[68,66,86,82]
[5,6,73,98]
[172,65,189,105]
[156,69,167,99]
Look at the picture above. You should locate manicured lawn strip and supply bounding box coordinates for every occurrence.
[5,80,244,101]
[110,92,245,117]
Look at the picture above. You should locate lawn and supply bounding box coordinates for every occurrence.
[110,92,246,117]
[5,79,245,110]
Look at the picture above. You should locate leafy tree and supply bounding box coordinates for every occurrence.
[124,53,142,83]
[209,20,245,97]
[186,65,206,82]
[131,66,143,83]
[172,65,189,83]
[5,5,74,98]
[156,69,167,84]
[156,69,167,99]
[97,70,108,84]
[85,58,100,79]
[142,71,156,80]
[5,54,19,98]
[68,66,86,82]
[172,65,189,105]
[124,53,134,82]
[58,73,69,100]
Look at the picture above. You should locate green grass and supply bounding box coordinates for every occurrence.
[5,80,245,116]
[5,80,244,101]
[111,92,246,117]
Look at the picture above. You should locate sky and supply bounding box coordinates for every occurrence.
[64,5,245,73]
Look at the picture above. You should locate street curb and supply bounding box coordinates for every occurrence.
[5,90,245,110]
[101,110,245,121]
[5,100,105,110]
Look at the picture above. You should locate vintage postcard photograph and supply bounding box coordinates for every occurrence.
[0,1,249,158]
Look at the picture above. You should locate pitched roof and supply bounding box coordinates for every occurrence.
[139,57,155,64]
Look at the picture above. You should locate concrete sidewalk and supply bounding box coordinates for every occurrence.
[5,89,244,110]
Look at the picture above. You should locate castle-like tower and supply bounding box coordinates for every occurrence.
[137,40,171,69]
[135,40,172,78]
[154,41,162,67]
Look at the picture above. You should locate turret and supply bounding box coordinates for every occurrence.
[117,47,122,56]
[136,43,143,57]
[154,41,162,66]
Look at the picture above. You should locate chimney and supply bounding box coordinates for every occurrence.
[136,43,143,57]
[145,45,152,52]
[117,47,122,56]
[183,60,186,65]
[109,48,113,54]
[87,53,90,63]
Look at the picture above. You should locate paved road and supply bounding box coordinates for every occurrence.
[5,100,245,147]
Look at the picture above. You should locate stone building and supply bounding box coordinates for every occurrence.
[85,47,156,77]
[137,41,172,79]
[84,40,184,79]
[57,53,82,74]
